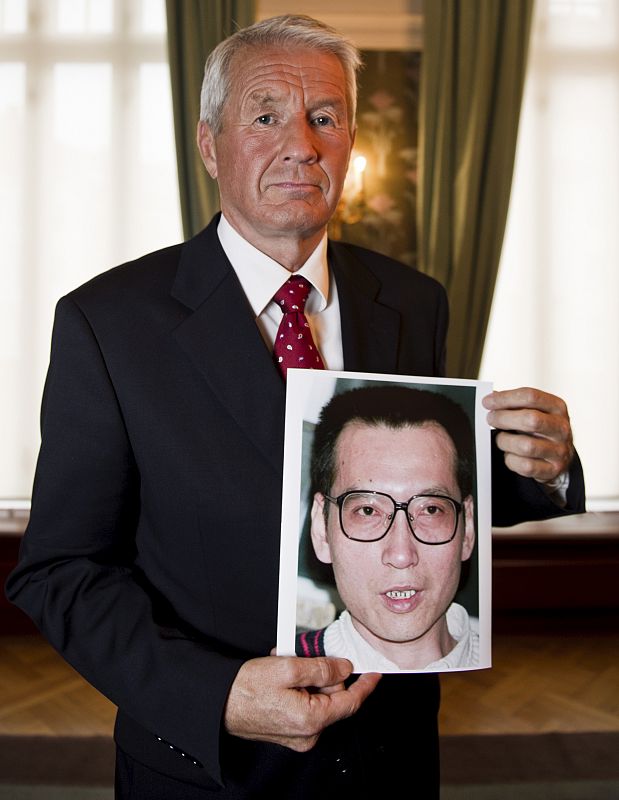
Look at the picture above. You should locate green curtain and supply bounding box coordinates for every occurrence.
[166,1,255,238]
[417,0,534,377]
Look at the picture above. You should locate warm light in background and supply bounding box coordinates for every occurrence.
[329,151,369,238]
[341,151,368,199]
[352,155,367,175]
[351,155,367,195]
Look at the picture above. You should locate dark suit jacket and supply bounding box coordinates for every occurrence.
[6,216,584,797]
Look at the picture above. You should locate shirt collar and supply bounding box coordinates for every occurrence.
[217,214,330,317]
[336,610,400,671]
[329,605,476,672]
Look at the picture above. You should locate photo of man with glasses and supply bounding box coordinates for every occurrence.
[296,382,481,673]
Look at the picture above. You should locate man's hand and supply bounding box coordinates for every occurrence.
[223,655,381,752]
[483,387,574,482]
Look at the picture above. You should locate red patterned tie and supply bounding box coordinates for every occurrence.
[273,276,325,379]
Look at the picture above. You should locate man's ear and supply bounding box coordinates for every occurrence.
[310,493,333,565]
[461,495,476,562]
[197,121,218,179]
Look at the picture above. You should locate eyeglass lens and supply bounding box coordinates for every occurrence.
[340,492,457,543]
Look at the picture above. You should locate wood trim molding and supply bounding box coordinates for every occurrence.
[257,2,423,50]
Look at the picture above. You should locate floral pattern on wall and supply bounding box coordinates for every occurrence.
[329,50,420,268]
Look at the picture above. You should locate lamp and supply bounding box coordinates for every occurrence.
[329,152,368,240]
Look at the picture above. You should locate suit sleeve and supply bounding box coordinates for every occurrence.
[490,431,586,527]
[5,296,241,785]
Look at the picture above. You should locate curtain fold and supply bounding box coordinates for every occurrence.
[417,0,533,377]
[166,1,255,238]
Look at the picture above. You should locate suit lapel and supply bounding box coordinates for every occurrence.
[168,226,401,473]
[170,220,285,475]
[329,242,401,374]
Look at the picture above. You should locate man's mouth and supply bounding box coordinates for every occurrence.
[381,587,422,613]
[385,589,417,600]
[272,181,320,190]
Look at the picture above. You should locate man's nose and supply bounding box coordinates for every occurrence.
[280,116,318,164]
[381,509,420,569]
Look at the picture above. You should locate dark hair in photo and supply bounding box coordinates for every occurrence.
[310,384,475,500]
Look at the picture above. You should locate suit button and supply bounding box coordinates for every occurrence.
[335,756,351,777]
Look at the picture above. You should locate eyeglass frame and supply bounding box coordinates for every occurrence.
[322,490,463,545]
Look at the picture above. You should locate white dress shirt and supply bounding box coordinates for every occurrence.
[216,215,344,370]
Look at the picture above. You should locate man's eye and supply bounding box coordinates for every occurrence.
[256,114,274,125]
[312,115,334,127]
[421,504,445,516]
[354,505,378,518]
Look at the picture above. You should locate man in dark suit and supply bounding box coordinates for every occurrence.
[7,14,584,799]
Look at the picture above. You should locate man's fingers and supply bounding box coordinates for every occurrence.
[344,672,382,706]
[483,387,567,416]
[286,655,354,689]
[495,431,574,480]
[304,672,382,728]
[319,682,347,696]
[501,451,564,482]
[487,408,572,444]
[495,430,572,462]
[287,659,380,724]
[483,387,574,482]
[280,734,321,753]
[301,669,381,698]
[274,673,381,751]
[482,388,571,442]
[224,656,378,752]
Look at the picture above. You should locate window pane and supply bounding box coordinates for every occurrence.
[547,0,618,48]
[127,62,182,255]
[53,63,111,150]
[57,0,113,34]
[481,0,619,502]
[0,0,27,32]
[1,13,181,499]
[139,0,166,34]
[0,63,26,358]
[0,62,27,497]
[138,62,175,162]
[0,61,25,108]
[45,63,114,296]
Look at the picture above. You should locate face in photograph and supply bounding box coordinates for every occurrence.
[310,421,475,669]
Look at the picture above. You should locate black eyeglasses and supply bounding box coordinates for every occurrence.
[323,491,463,545]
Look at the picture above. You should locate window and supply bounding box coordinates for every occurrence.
[0,0,182,499]
[480,0,619,507]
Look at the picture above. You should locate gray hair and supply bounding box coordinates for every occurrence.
[199,14,362,135]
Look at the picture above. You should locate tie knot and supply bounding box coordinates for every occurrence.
[274,275,311,314]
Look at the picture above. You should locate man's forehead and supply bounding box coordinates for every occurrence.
[333,420,458,471]
[228,46,347,100]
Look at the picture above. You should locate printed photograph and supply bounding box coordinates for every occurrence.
[277,370,492,673]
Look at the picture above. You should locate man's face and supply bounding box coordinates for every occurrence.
[197,46,354,258]
[311,421,475,668]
